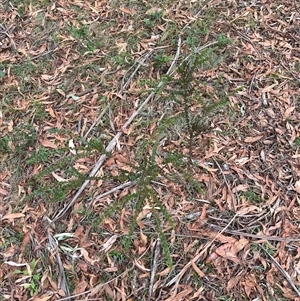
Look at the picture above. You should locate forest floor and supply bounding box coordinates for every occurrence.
[0,0,300,300]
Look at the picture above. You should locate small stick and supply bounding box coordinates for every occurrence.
[148,239,161,301]
[120,49,155,93]
[83,105,109,139]
[212,157,237,212]
[87,180,136,208]
[47,230,70,296]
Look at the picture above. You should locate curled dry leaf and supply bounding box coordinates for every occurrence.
[100,235,118,253]
[134,259,150,272]
[80,248,98,265]
[140,230,148,246]
[236,205,262,215]
[136,206,152,229]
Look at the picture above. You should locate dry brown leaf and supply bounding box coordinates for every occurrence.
[2,213,25,220]
[230,238,248,255]
[227,274,243,291]
[134,259,150,272]
[39,138,57,149]
[41,74,54,81]
[120,7,135,14]
[73,280,88,295]
[165,285,193,301]
[0,186,9,196]
[145,7,164,15]
[295,180,300,194]
[19,231,31,256]
[100,235,118,252]
[47,106,56,118]
[29,43,47,56]
[232,184,249,193]
[80,248,97,265]
[1,245,16,259]
[283,106,295,120]
[136,206,151,229]
[140,230,147,247]
[7,120,14,132]
[236,205,262,215]
[205,251,219,263]
[244,136,263,143]
[103,267,118,273]
[32,294,53,301]
[191,286,204,298]
[51,172,69,182]
[157,267,171,276]
[241,274,257,298]
[115,41,128,53]
[104,218,116,231]
[103,284,114,299]
[260,83,278,93]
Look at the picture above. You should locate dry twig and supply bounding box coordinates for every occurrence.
[46,229,70,297]
[86,180,136,209]
[148,239,161,301]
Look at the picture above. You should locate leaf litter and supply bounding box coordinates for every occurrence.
[0,0,300,300]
